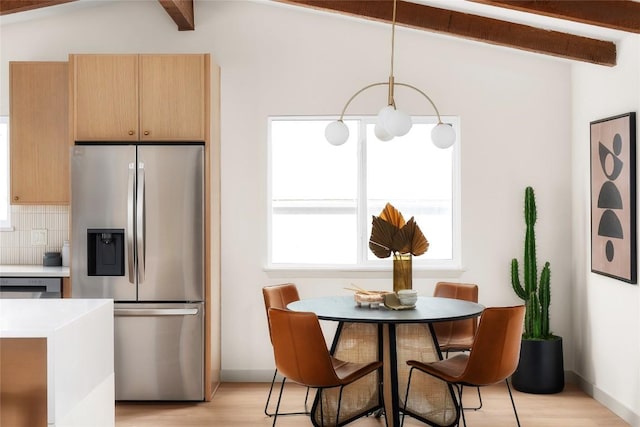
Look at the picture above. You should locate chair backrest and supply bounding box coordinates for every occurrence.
[262,283,300,343]
[461,305,525,386]
[432,282,479,346]
[268,308,342,388]
[263,283,300,311]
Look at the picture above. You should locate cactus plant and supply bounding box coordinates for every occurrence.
[511,186,554,339]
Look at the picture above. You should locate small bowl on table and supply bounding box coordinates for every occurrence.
[397,289,418,306]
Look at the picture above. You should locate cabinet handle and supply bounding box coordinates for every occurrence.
[13,196,19,201]
[128,130,135,135]
[143,130,150,136]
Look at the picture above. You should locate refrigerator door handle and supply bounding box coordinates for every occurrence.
[114,308,199,316]
[137,161,146,284]
[127,162,136,284]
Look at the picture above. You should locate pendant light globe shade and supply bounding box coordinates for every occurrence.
[374,122,394,141]
[385,108,412,137]
[325,120,349,146]
[376,105,395,132]
[431,123,456,149]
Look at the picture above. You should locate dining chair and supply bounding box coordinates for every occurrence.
[262,283,310,417]
[268,307,383,427]
[402,305,525,427]
[432,281,482,410]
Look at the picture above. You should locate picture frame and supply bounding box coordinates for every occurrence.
[590,112,637,284]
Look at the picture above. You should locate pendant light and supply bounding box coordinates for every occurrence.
[325,0,456,148]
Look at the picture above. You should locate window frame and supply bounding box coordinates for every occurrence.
[266,115,462,275]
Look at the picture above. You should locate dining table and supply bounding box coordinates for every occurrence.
[287,295,484,427]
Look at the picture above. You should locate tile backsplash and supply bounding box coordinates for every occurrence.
[0,205,69,265]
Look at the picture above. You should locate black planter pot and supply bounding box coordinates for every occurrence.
[511,337,565,394]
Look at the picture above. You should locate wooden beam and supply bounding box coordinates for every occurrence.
[0,0,76,15]
[157,0,194,31]
[276,0,617,66]
[468,0,640,34]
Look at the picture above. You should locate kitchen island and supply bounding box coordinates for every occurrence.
[0,299,114,427]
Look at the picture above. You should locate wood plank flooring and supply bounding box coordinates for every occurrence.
[115,381,629,426]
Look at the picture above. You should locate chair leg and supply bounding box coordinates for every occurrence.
[463,386,483,411]
[264,369,278,416]
[505,379,521,427]
[401,367,415,427]
[264,368,311,417]
[457,385,467,427]
[304,386,310,413]
[272,377,287,427]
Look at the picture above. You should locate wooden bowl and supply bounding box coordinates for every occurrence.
[354,290,392,308]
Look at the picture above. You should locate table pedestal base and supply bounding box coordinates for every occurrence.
[311,321,458,427]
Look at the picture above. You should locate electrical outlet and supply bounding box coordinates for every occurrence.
[31,229,48,246]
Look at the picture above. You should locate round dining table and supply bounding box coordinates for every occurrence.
[288,295,484,427]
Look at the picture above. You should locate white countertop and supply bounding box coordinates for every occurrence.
[0,299,111,337]
[0,264,70,277]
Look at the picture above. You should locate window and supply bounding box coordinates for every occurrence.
[268,116,460,270]
[0,116,10,230]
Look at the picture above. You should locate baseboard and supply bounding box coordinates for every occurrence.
[221,369,280,383]
[570,371,640,426]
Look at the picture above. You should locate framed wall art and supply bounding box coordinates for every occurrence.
[590,112,637,284]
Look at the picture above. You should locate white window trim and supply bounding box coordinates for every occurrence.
[265,115,463,276]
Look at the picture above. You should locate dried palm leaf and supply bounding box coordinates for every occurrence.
[391,218,429,256]
[379,203,405,229]
[369,216,397,258]
[410,221,429,256]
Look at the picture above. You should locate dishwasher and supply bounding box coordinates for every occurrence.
[0,277,62,298]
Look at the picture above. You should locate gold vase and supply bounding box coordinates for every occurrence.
[393,253,412,292]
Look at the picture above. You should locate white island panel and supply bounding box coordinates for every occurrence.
[0,299,114,427]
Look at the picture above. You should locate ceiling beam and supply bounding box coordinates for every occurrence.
[468,0,640,34]
[157,0,194,31]
[276,0,617,66]
[0,0,76,15]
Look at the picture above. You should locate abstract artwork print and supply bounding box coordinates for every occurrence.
[590,112,637,284]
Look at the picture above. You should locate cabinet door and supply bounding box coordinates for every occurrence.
[72,54,138,141]
[139,54,206,141]
[10,62,69,204]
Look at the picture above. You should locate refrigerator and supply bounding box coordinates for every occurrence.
[71,143,204,401]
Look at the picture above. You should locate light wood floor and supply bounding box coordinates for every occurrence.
[115,381,629,426]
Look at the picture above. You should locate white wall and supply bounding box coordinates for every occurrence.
[1,0,578,402]
[572,34,640,425]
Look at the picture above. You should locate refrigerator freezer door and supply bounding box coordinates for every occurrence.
[114,302,204,401]
[71,145,137,300]
[137,145,204,302]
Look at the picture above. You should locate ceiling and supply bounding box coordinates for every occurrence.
[1,0,638,67]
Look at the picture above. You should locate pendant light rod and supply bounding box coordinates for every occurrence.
[387,0,397,107]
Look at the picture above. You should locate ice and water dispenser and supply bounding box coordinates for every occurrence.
[87,229,125,276]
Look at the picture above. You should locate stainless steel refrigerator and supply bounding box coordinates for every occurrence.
[71,144,204,401]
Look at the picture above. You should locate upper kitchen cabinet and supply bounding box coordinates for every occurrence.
[71,54,208,142]
[10,62,69,204]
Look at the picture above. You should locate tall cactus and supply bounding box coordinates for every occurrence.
[511,186,553,339]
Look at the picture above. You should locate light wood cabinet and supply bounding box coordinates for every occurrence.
[71,54,207,142]
[10,62,69,204]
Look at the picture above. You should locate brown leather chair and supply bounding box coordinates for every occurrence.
[403,305,525,427]
[262,283,309,417]
[432,282,479,354]
[268,307,383,426]
[432,281,482,409]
